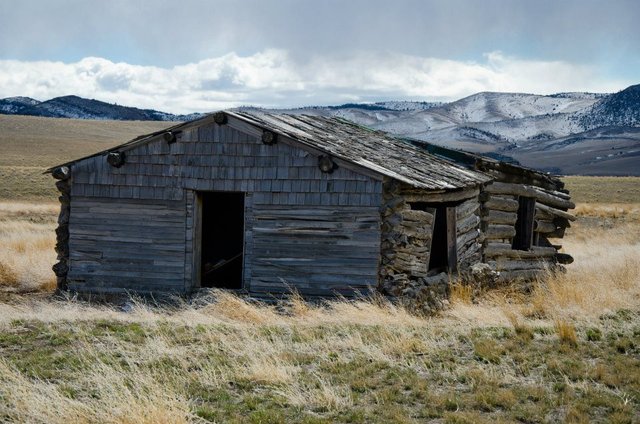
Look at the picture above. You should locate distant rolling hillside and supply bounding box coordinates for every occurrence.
[509,126,640,176]
[0,95,203,121]
[0,114,174,199]
[262,85,640,175]
[2,84,639,175]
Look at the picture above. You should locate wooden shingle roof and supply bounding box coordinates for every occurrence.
[49,110,492,190]
[230,111,490,190]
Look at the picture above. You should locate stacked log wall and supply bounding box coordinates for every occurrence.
[480,181,575,281]
[456,197,482,269]
[379,181,482,312]
[52,168,71,289]
[379,179,435,294]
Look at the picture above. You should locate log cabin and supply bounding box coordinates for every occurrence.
[48,111,574,307]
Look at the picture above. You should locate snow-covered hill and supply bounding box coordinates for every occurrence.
[434,91,599,123]
[2,85,639,174]
[0,96,40,114]
[575,84,640,129]
[251,85,640,175]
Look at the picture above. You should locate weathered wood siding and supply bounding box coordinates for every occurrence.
[379,179,482,296]
[67,197,187,292]
[67,120,382,296]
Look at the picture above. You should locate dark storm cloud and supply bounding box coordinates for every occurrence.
[0,0,639,66]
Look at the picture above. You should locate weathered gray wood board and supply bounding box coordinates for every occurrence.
[455,197,481,269]
[55,110,575,298]
[230,112,490,191]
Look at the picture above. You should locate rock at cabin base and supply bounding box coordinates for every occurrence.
[467,263,500,288]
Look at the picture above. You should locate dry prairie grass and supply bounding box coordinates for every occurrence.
[0,196,638,422]
[562,176,640,204]
[574,202,640,221]
[0,201,58,292]
[0,115,174,201]
[1,282,637,422]
[0,115,174,168]
[446,205,640,328]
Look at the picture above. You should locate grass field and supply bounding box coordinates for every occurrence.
[0,115,639,422]
[0,115,173,200]
[563,176,640,204]
[0,198,638,422]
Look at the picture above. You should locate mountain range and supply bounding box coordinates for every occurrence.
[1,84,639,175]
[0,95,202,121]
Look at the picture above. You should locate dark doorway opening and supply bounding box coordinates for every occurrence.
[200,192,245,289]
[409,202,458,274]
[512,196,536,251]
[429,205,449,272]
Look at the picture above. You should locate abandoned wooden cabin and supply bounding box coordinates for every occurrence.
[48,111,575,305]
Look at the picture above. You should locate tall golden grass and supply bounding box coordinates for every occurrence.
[0,292,429,422]
[440,204,640,327]
[574,202,640,221]
[0,202,58,291]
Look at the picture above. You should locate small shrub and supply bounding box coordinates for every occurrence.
[0,261,19,286]
[450,283,473,304]
[526,283,549,318]
[474,387,517,411]
[614,337,635,354]
[503,309,534,341]
[555,320,578,346]
[473,339,503,364]
[288,290,312,317]
[586,327,602,341]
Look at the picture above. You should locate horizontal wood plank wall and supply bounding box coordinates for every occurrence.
[249,205,380,296]
[68,122,383,296]
[479,180,575,281]
[67,196,186,293]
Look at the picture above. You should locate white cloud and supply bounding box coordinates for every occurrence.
[0,50,631,114]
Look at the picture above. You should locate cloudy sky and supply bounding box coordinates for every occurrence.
[0,0,638,113]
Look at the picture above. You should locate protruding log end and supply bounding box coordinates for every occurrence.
[262,130,278,145]
[213,112,228,125]
[107,151,126,168]
[163,131,177,144]
[318,155,337,173]
[52,166,70,180]
[556,253,574,264]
